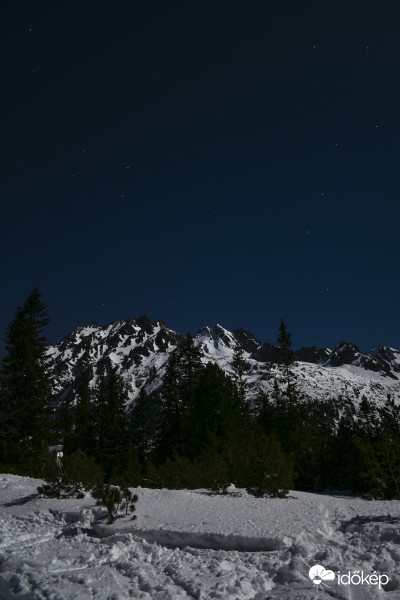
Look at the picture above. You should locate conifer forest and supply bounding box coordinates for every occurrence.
[1,289,399,501]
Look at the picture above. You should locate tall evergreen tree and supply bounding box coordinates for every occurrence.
[0,288,52,470]
[276,319,300,405]
[277,319,294,384]
[129,387,158,465]
[230,344,252,404]
[188,362,244,458]
[74,374,95,454]
[277,318,293,359]
[177,333,203,397]
[57,391,75,453]
[156,335,203,460]
[93,367,128,478]
[157,351,185,459]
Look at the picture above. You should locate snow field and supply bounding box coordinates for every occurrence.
[1,475,400,598]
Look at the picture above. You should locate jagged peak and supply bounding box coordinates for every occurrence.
[79,320,99,329]
[325,340,362,367]
[294,346,331,365]
[196,325,212,335]
[233,329,262,354]
[334,339,361,351]
[196,324,237,345]
[45,316,400,410]
[151,318,167,329]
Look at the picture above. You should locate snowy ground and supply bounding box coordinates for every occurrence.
[1,475,400,599]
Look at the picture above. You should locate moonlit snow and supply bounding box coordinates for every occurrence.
[1,475,400,598]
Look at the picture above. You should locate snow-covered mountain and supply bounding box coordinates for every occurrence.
[46,316,184,403]
[45,317,400,408]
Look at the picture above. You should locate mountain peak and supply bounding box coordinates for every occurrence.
[45,318,400,409]
[233,329,262,354]
[327,340,362,367]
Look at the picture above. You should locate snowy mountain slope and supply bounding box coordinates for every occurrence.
[45,317,400,408]
[46,316,184,404]
[1,474,400,599]
[193,325,400,407]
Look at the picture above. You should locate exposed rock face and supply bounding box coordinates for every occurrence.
[295,346,331,364]
[251,342,285,364]
[326,341,362,367]
[46,316,184,404]
[232,329,262,354]
[45,317,400,408]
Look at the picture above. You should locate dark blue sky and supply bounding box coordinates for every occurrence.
[1,0,399,352]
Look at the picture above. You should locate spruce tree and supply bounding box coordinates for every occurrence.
[230,344,252,404]
[253,391,275,433]
[93,367,128,478]
[0,288,52,470]
[57,391,75,454]
[174,332,204,415]
[188,362,243,458]
[129,387,158,465]
[157,351,185,459]
[276,319,294,386]
[157,334,203,460]
[276,319,301,407]
[277,319,293,360]
[74,374,95,455]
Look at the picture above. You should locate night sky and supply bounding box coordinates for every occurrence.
[2,0,400,353]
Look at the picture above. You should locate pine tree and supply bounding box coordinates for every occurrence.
[276,319,294,388]
[156,334,203,460]
[74,375,95,454]
[57,391,75,454]
[230,344,252,404]
[188,362,243,458]
[156,351,185,459]
[0,288,52,470]
[277,319,293,359]
[353,396,400,498]
[253,391,275,433]
[378,395,400,438]
[275,319,301,407]
[178,333,203,392]
[93,367,128,478]
[129,387,158,465]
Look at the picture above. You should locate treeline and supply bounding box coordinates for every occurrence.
[1,289,400,499]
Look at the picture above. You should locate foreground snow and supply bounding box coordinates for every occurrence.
[1,475,400,598]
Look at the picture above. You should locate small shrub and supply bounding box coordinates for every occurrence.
[145,453,196,489]
[92,483,138,524]
[38,449,104,498]
[226,429,294,497]
[196,447,230,494]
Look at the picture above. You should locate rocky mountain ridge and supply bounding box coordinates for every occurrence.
[45,316,400,408]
